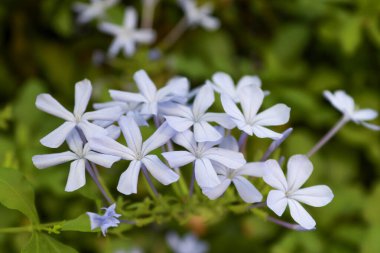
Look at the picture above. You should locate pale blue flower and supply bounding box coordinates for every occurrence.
[324,90,380,130]
[263,155,334,230]
[89,115,179,195]
[162,130,246,188]
[202,135,265,203]
[98,8,155,57]
[87,203,121,236]
[32,130,120,192]
[109,70,189,116]
[73,0,119,24]
[167,232,208,253]
[163,83,234,142]
[221,85,290,139]
[179,0,219,31]
[36,79,122,148]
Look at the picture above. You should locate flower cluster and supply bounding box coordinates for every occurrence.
[73,0,220,58]
[33,70,380,234]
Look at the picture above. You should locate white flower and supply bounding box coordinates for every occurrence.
[221,85,290,139]
[263,155,334,230]
[324,90,380,131]
[73,0,119,24]
[89,115,179,195]
[179,0,219,30]
[202,136,265,203]
[166,232,208,253]
[32,130,120,192]
[211,72,262,103]
[109,69,189,116]
[162,130,246,188]
[36,79,122,148]
[164,83,234,142]
[98,8,155,57]
[87,203,121,236]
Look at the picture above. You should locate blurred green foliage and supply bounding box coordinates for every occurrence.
[0,0,379,252]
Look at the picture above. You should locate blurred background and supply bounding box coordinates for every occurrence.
[0,0,379,252]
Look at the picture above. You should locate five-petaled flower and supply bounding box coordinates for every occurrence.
[162,130,246,188]
[32,130,120,192]
[263,155,334,229]
[89,115,179,195]
[179,0,220,30]
[221,85,290,139]
[324,90,380,131]
[36,79,122,148]
[99,8,156,57]
[87,203,121,236]
[73,0,119,24]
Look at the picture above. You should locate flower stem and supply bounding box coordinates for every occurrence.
[0,221,62,234]
[159,17,188,50]
[260,128,293,161]
[238,132,248,152]
[85,161,113,205]
[307,116,349,157]
[141,165,159,198]
[142,0,158,28]
[267,216,314,231]
[189,163,196,197]
[89,162,115,203]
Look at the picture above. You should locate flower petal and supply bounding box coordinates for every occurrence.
[266,189,288,216]
[66,129,84,154]
[239,86,264,122]
[288,199,316,230]
[212,72,236,98]
[193,121,222,142]
[290,185,334,207]
[202,178,231,200]
[192,83,214,117]
[36,94,74,121]
[352,109,378,121]
[361,122,380,131]
[286,155,313,192]
[220,94,245,123]
[65,159,86,192]
[85,151,121,168]
[219,135,239,152]
[74,79,92,117]
[254,104,290,126]
[123,7,137,28]
[262,159,287,191]
[142,122,176,155]
[233,176,262,203]
[202,113,235,129]
[165,116,194,132]
[117,160,141,195]
[40,121,76,148]
[203,148,246,169]
[251,125,282,139]
[142,155,179,185]
[237,75,261,91]
[172,130,197,152]
[83,107,123,121]
[324,90,355,115]
[109,90,146,103]
[133,70,157,101]
[194,158,220,188]
[32,152,77,169]
[118,116,142,154]
[236,162,266,177]
[162,151,196,168]
[88,136,135,160]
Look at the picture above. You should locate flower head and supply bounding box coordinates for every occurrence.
[87,203,121,236]
[162,130,246,188]
[324,90,380,131]
[263,155,334,229]
[89,115,179,195]
[166,232,208,253]
[32,130,120,192]
[110,70,189,116]
[179,0,219,30]
[36,79,122,148]
[99,8,155,57]
[73,0,119,24]
[221,85,290,139]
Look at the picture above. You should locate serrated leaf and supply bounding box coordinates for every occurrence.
[61,214,94,232]
[0,168,39,224]
[22,233,78,253]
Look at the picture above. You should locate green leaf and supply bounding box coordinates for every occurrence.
[61,214,94,232]
[0,168,39,224]
[22,233,78,253]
